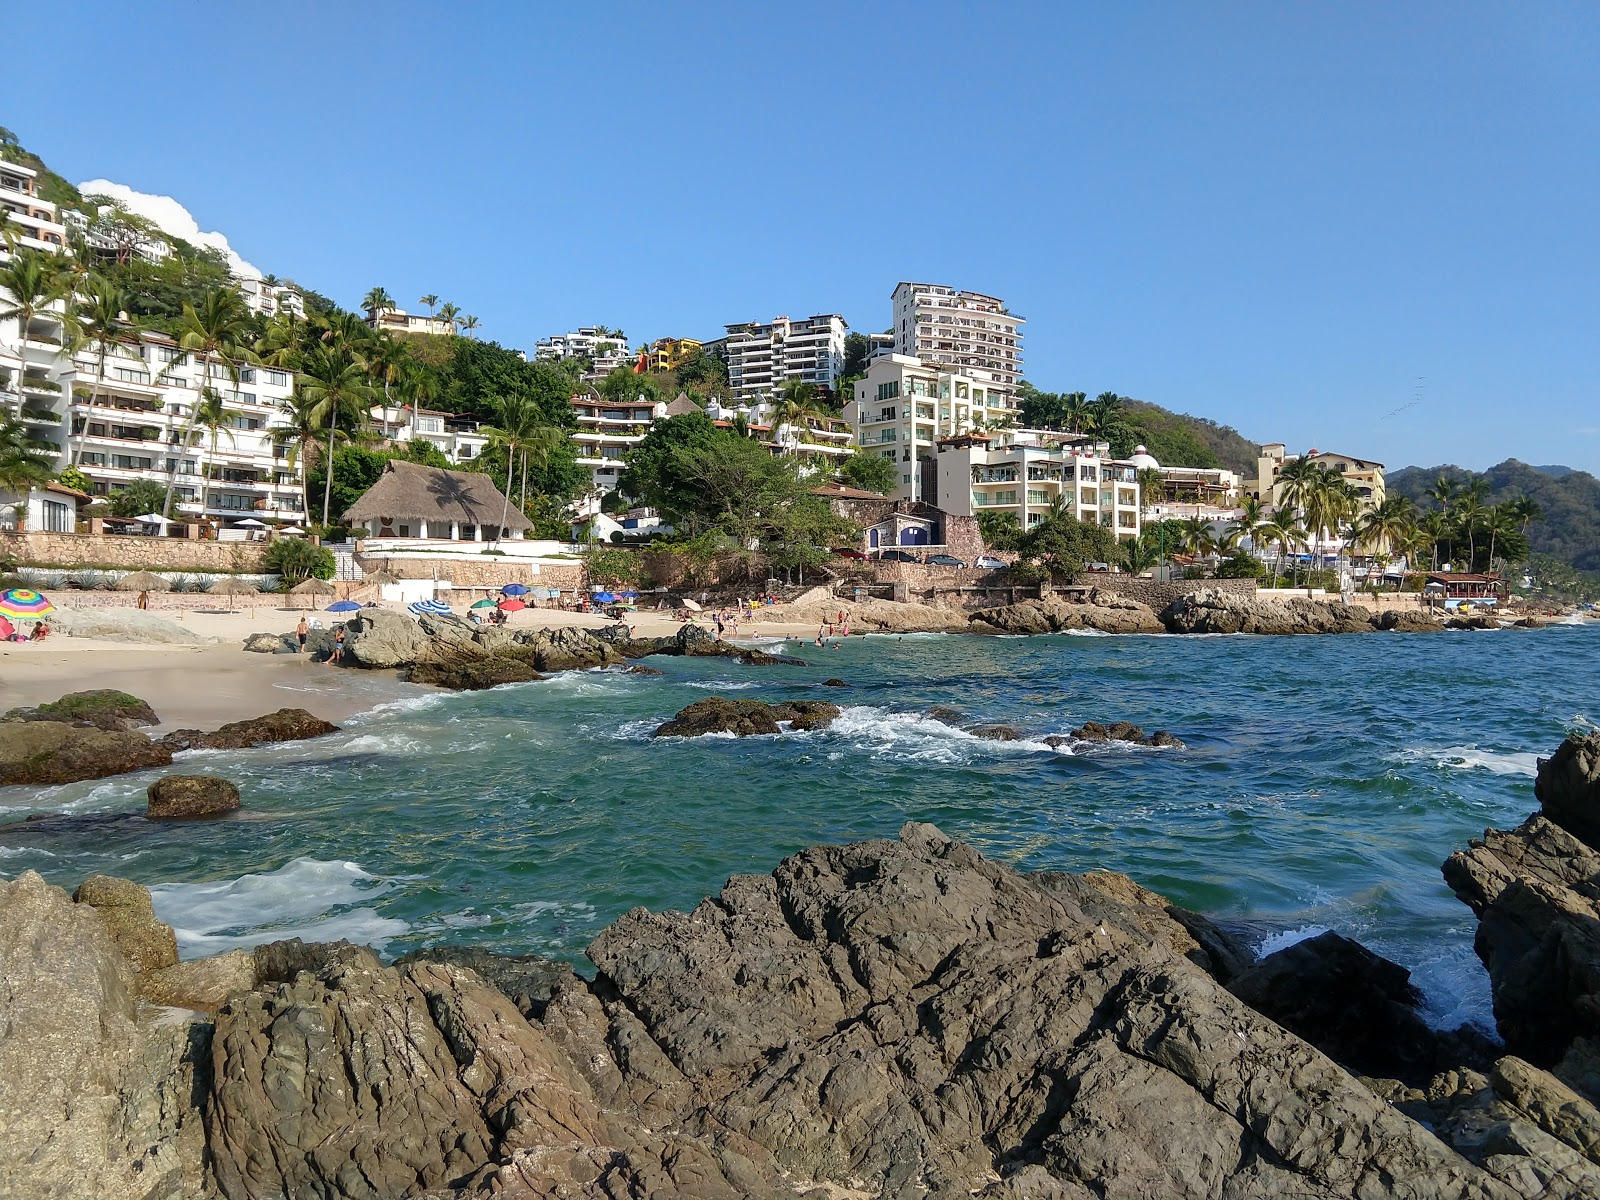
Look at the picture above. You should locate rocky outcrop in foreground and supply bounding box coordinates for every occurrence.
[970,588,1165,635]
[14,815,1600,1198]
[1445,732,1600,1066]
[654,696,841,737]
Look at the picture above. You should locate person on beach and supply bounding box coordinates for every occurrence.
[137,590,149,611]
[715,613,725,637]
[296,616,309,653]
[327,626,346,666]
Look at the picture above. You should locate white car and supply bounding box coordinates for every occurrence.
[975,555,1008,569]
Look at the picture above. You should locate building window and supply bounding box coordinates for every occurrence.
[41,500,71,532]
[265,370,289,387]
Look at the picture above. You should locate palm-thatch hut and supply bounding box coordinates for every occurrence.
[115,570,171,593]
[210,576,259,611]
[287,577,336,595]
[344,460,532,542]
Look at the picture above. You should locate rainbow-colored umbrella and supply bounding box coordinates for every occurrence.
[0,589,55,619]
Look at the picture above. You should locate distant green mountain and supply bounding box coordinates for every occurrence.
[1119,400,1262,474]
[1387,460,1600,571]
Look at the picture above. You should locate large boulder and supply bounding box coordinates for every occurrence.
[4,689,159,731]
[160,708,338,753]
[72,874,179,974]
[1444,733,1600,1068]
[340,609,431,668]
[0,719,172,786]
[241,631,293,654]
[0,871,204,1199]
[146,774,241,820]
[971,590,1164,635]
[1377,608,1442,632]
[516,625,618,672]
[654,696,841,738]
[1161,588,1376,635]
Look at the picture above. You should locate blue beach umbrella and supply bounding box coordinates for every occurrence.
[500,583,530,596]
[326,600,361,613]
[423,598,453,614]
[406,601,431,616]
[592,591,617,605]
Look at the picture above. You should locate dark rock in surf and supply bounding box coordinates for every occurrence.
[0,720,172,787]
[146,774,241,820]
[653,697,841,738]
[407,657,545,690]
[1049,721,1184,749]
[820,678,848,687]
[969,724,1020,741]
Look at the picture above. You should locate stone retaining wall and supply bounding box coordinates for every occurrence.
[361,554,585,594]
[0,531,268,573]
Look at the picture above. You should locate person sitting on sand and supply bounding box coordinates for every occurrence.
[30,622,49,642]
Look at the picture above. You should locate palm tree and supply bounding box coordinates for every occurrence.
[458,314,481,339]
[1418,510,1449,572]
[0,249,69,410]
[295,344,377,528]
[419,293,439,317]
[437,302,460,332]
[361,287,393,319]
[1121,529,1162,575]
[1483,503,1520,571]
[359,333,406,413]
[480,393,540,541]
[515,424,568,515]
[281,389,331,522]
[1060,391,1089,434]
[1351,495,1415,562]
[1082,392,1123,438]
[191,387,240,516]
[1177,515,1216,559]
[1429,474,1459,512]
[1258,511,1306,588]
[1136,467,1165,508]
[775,379,823,448]
[312,309,373,351]
[1452,495,1486,571]
[161,288,257,520]
[67,277,139,465]
[0,416,55,515]
[1507,495,1544,536]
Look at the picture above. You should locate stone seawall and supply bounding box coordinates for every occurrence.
[0,532,268,573]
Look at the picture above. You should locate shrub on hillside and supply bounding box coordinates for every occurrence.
[264,538,335,583]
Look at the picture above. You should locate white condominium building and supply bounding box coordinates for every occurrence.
[842,353,1013,503]
[570,392,664,500]
[68,333,305,523]
[0,160,69,255]
[534,327,634,379]
[238,275,305,322]
[368,405,487,465]
[891,282,1023,410]
[724,314,847,406]
[1,160,74,471]
[368,306,452,337]
[933,430,1142,540]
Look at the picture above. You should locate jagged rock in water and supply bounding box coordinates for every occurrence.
[146,774,241,820]
[1444,733,1600,1067]
[654,697,841,738]
[625,664,665,676]
[407,656,545,690]
[160,708,338,752]
[4,689,159,731]
[0,719,173,786]
[1377,609,1442,632]
[1445,615,1501,631]
[1047,720,1185,749]
[72,874,178,974]
[970,723,1021,740]
[1161,589,1377,635]
[820,677,849,687]
[1227,930,1453,1086]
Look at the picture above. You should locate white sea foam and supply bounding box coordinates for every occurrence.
[815,706,1058,762]
[0,845,52,858]
[354,691,454,720]
[1060,628,1115,637]
[683,679,760,690]
[1399,745,1541,778]
[337,732,430,756]
[148,858,408,959]
[1253,925,1331,958]
[607,718,661,741]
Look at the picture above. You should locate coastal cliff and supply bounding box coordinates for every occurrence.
[8,773,1600,1198]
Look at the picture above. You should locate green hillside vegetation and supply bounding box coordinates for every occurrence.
[1387,460,1600,572]
[1017,384,1260,472]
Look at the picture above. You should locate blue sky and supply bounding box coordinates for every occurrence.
[11,2,1598,472]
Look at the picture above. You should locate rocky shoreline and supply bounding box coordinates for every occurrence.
[3,733,1599,1198]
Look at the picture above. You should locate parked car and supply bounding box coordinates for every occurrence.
[927,554,967,567]
[831,548,868,560]
[879,549,921,563]
[974,555,1007,569]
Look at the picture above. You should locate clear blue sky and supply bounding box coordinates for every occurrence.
[11,2,1599,472]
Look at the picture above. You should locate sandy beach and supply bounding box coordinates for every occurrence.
[0,600,845,729]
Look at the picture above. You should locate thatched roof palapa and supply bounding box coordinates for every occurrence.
[210,578,260,596]
[344,461,533,532]
[115,570,171,592]
[287,578,336,596]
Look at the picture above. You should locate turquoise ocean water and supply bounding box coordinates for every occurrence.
[3,625,1597,1032]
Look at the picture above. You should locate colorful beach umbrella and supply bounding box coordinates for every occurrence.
[592,591,617,604]
[0,589,55,619]
[470,599,497,610]
[326,600,362,613]
[500,583,530,596]
[497,598,526,612]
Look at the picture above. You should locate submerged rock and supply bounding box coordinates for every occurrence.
[1050,720,1185,749]
[820,677,848,687]
[160,708,338,752]
[146,773,241,820]
[625,664,665,676]
[4,688,159,731]
[653,696,841,738]
[0,719,172,786]
[969,723,1021,741]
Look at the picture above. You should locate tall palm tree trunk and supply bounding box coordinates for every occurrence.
[497,439,518,543]
[322,421,338,529]
[519,450,529,512]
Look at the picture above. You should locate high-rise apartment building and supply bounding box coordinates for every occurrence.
[1,159,74,477]
[842,353,1013,503]
[723,314,847,406]
[891,283,1023,410]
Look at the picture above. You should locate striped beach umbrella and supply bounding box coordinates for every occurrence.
[0,589,55,619]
